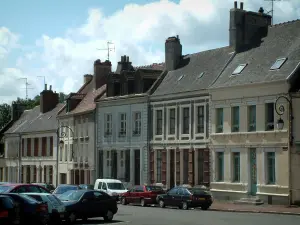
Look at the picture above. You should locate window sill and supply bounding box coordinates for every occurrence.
[211,130,288,136]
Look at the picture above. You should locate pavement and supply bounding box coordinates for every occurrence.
[71,203,300,225]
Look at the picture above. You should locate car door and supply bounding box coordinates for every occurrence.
[92,191,109,217]
[173,188,183,206]
[80,192,96,218]
[125,188,133,203]
[133,186,142,204]
[164,188,178,206]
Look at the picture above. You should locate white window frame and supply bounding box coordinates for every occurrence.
[194,103,206,139]
[104,113,112,136]
[166,106,177,138]
[262,148,278,185]
[119,113,127,137]
[179,104,191,139]
[133,111,141,136]
[153,107,164,138]
[214,149,225,182]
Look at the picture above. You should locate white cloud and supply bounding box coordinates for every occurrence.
[0,27,19,59]
[2,0,300,101]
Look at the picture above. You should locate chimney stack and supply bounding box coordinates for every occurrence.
[44,84,47,90]
[11,101,25,121]
[49,85,52,91]
[40,84,59,113]
[240,2,243,10]
[234,1,237,8]
[165,35,182,71]
[93,59,111,90]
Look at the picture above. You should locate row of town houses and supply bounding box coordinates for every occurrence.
[1,2,300,205]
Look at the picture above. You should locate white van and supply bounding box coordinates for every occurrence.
[94,179,127,200]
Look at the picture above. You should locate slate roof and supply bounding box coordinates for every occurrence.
[152,47,233,96]
[210,20,300,89]
[135,63,165,70]
[5,103,64,134]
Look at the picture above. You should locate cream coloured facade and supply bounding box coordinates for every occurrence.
[209,81,291,204]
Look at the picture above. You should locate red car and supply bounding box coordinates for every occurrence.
[120,185,165,207]
[0,184,50,194]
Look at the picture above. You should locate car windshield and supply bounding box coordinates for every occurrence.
[54,186,78,194]
[0,186,12,193]
[59,190,84,201]
[146,186,163,191]
[107,182,125,190]
[19,194,39,203]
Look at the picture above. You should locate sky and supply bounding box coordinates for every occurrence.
[1,0,300,104]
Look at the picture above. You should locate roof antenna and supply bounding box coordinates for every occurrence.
[264,0,288,25]
[18,77,34,100]
[97,41,115,61]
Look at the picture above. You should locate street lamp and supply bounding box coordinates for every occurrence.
[56,125,75,187]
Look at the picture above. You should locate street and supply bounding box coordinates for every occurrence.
[74,204,300,225]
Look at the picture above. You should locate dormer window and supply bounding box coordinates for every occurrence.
[270,58,287,70]
[178,75,184,81]
[197,72,205,79]
[232,64,247,75]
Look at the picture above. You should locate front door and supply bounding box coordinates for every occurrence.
[249,148,257,195]
[134,150,140,185]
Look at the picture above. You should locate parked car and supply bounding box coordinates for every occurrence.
[0,184,50,194]
[79,184,94,190]
[94,179,127,201]
[120,185,165,206]
[0,195,21,225]
[32,183,56,192]
[23,193,66,223]
[58,189,118,223]
[0,182,11,185]
[52,184,80,197]
[156,186,213,210]
[2,193,49,224]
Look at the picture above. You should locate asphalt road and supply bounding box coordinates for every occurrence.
[74,204,300,225]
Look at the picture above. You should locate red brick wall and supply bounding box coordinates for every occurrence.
[49,137,53,156]
[150,150,154,184]
[34,138,39,156]
[161,149,167,185]
[42,137,47,156]
[27,139,31,156]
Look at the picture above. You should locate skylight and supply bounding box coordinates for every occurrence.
[197,72,205,79]
[270,58,287,70]
[178,75,184,81]
[232,64,247,75]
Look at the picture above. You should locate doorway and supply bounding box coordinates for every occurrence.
[249,148,257,195]
[134,149,140,185]
[170,150,175,188]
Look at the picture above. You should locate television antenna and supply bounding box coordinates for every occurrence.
[37,76,46,87]
[264,0,288,25]
[97,41,115,61]
[18,77,33,100]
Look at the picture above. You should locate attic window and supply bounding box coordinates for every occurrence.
[232,64,247,75]
[270,58,287,70]
[178,75,184,81]
[48,116,52,119]
[197,72,205,79]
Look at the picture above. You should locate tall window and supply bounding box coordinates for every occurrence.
[231,106,240,132]
[267,152,276,184]
[80,117,84,137]
[216,108,223,133]
[64,144,68,161]
[248,105,256,132]
[265,103,274,131]
[196,105,205,133]
[169,108,175,135]
[119,113,127,136]
[182,107,190,134]
[85,118,89,136]
[69,144,73,161]
[232,152,240,182]
[156,110,163,135]
[104,114,112,136]
[156,150,162,182]
[216,152,224,181]
[133,112,141,136]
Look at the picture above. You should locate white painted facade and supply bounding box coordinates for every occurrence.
[96,95,149,185]
[58,112,96,185]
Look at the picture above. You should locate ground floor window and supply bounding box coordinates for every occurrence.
[267,152,276,184]
[156,150,162,183]
[232,152,240,182]
[216,152,224,181]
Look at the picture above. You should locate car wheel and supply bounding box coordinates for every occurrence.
[103,210,114,222]
[201,205,209,210]
[159,199,165,208]
[121,197,127,205]
[140,198,146,207]
[182,202,188,210]
[67,212,77,224]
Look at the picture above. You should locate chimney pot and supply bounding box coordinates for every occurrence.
[126,56,129,62]
[234,1,237,8]
[50,85,52,91]
[240,2,243,10]
[44,84,47,90]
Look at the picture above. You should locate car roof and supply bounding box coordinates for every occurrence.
[23,193,51,196]
[96,179,122,183]
[57,184,78,187]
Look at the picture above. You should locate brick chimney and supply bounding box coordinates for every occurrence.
[40,84,59,113]
[165,35,182,71]
[229,1,272,52]
[93,59,111,89]
[11,102,25,121]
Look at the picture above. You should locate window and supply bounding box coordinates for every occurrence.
[80,117,84,137]
[248,105,256,132]
[232,152,240,182]
[155,110,163,135]
[196,105,205,133]
[169,108,176,135]
[267,152,276,184]
[167,187,178,195]
[104,114,112,136]
[216,152,224,181]
[270,58,287,70]
[232,63,247,75]
[69,144,73,161]
[265,103,274,131]
[64,144,68,161]
[182,107,190,134]
[156,150,162,182]
[231,106,240,132]
[60,147,63,161]
[85,118,89,136]
[133,112,141,136]
[98,182,102,189]
[216,108,223,133]
[119,113,127,136]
